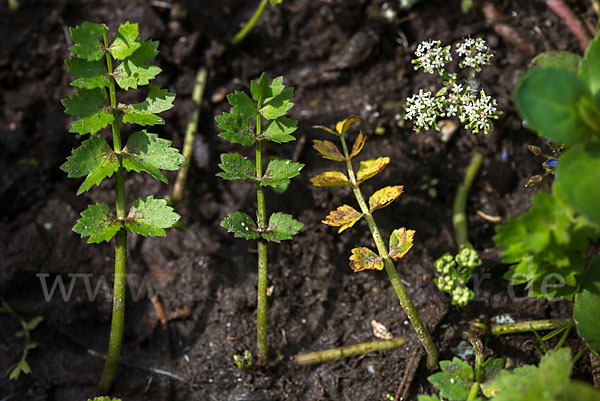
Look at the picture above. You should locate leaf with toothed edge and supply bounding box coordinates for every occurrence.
[322,205,363,233]
[216,153,256,182]
[357,157,389,184]
[262,212,303,242]
[369,185,404,212]
[109,22,141,60]
[262,117,297,143]
[68,21,105,61]
[125,196,180,237]
[261,159,304,187]
[221,212,259,240]
[73,203,122,244]
[122,85,175,126]
[350,247,383,272]
[65,57,110,89]
[388,228,415,259]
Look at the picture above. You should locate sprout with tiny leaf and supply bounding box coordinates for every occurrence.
[310,117,438,370]
[216,73,303,363]
[61,22,184,391]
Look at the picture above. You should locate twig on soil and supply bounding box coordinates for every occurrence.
[394,346,423,401]
[168,67,207,205]
[150,295,168,330]
[471,318,573,336]
[481,1,534,57]
[545,0,592,51]
[294,337,405,365]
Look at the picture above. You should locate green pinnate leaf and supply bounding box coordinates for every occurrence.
[388,227,415,259]
[73,203,122,244]
[261,159,303,187]
[515,68,591,145]
[251,72,269,103]
[216,153,256,182]
[262,212,302,242]
[313,139,344,161]
[357,157,389,184]
[65,57,110,89]
[60,134,119,195]
[259,76,294,120]
[573,256,600,352]
[216,108,255,146]
[69,21,105,61]
[322,205,363,233]
[428,357,473,401]
[262,117,297,143]
[123,84,175,126]
[228,91,257,118]
[62,88,113,135]
[221,212,259,240]
[349,247,383,272]
[114,59,162,90]
[125,196,180,237]
[128,39,159,65]
[122,130,185,183]
[109,22,141,60]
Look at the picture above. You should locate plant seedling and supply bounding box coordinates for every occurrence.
[1,298,43,380]
[434,247,481,306]
[216,73,303,363]
[405,38,501,134]
[61,22,185,391]
[310,117,438,370]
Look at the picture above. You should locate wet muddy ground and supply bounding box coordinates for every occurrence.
[0,0,597,399]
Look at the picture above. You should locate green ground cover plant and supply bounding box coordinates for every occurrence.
[216,73,303,363]
[310,116,438,370]
[61,21,184,391]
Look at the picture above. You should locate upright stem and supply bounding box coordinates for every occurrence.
[255,117,268,362]
[453,153,483,249]
[99,30,128,392]
[339,136,438,370]
[230,0,269,45]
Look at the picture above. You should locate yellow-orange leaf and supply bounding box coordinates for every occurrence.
[349,247,383,272]
[322,204,363,233]
[313,124,340,136]
[350,131,366,158]
[388,228,415,259]
[369,185,404,212]
[313,139,345,161]
[357,157,389,184]
[310,171,351,187]
[335,116,361,136]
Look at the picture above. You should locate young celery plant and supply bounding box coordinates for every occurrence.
[216,73,303,363]
[61,22,184,391]
[310,117,438,370]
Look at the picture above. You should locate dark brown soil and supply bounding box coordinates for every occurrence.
[0,0,597,400]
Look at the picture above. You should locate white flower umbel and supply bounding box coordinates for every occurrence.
[412,40,452,75]
[405,37,500,134]
[456,37,493,72]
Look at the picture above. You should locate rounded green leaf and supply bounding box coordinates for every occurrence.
[220,212,259,240]
[579,33,600,97]
[126,196,180,237]
[263,212,303,242]
[515,68,590,145]
[573,256,600,351]
[531,51,581,73]
[557,144,600,223]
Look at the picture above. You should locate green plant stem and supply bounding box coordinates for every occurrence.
[169,67,207,205]
[230,0,269,45]
[339,135,438,371]
[453,152,483,248]
[472,318,573,336]
[99,29,128,393]
[467,383,480,401]
[294,337,405,365]
[255,117,268,362]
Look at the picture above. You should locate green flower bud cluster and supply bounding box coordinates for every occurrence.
[433,247,481,306]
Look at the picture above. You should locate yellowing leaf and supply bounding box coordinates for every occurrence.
[336,116,361,136]
[322,205,363,233]
[357,157,389,184]
[388,228,415,259]
[349,247,383,272]
[350,131,366,158]
[313,124,340,136]
[310,171,351,187]
[369,185,404,212]
[313,139,345,161]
